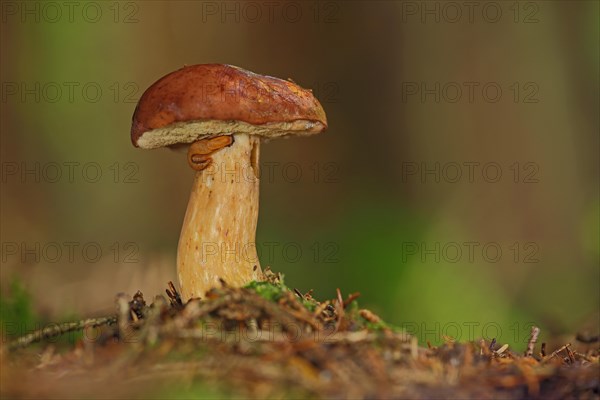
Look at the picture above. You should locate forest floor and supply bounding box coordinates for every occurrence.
[1,270,599,399]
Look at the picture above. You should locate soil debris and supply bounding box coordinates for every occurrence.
[2,278,598,399]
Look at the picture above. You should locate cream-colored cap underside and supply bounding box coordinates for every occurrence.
[136,119,324,149]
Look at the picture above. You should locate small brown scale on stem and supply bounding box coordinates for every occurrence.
[187,136,234,171]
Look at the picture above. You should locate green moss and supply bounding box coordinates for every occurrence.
[244,281,288,302]
[364,320,391,331]
[301,299,318,312]
[0,277,36,339]
[244,281,319,313]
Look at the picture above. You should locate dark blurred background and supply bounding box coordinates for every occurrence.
[1,1,598,347]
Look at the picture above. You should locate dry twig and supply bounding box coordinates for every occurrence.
[8,316,117,351]
[525,326,540,357]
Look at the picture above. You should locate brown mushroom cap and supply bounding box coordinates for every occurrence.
[131,64,328,149]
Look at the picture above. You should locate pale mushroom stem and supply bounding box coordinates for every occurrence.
[177,133,262,300]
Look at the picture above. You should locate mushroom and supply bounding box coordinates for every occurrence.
[131,64,327,300]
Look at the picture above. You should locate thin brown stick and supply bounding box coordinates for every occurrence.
[343,292,361,308]
[334,288,345,332]
[565,344,576,363]
[541,342,547,357]
[543,343,572,364]
[525,326,540,357]
[336,288,344,308]
[7,316,117,351]
[166,281,184,308]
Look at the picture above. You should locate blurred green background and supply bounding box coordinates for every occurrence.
[1,1,598,347]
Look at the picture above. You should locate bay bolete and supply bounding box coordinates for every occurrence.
[131,64,327,300]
